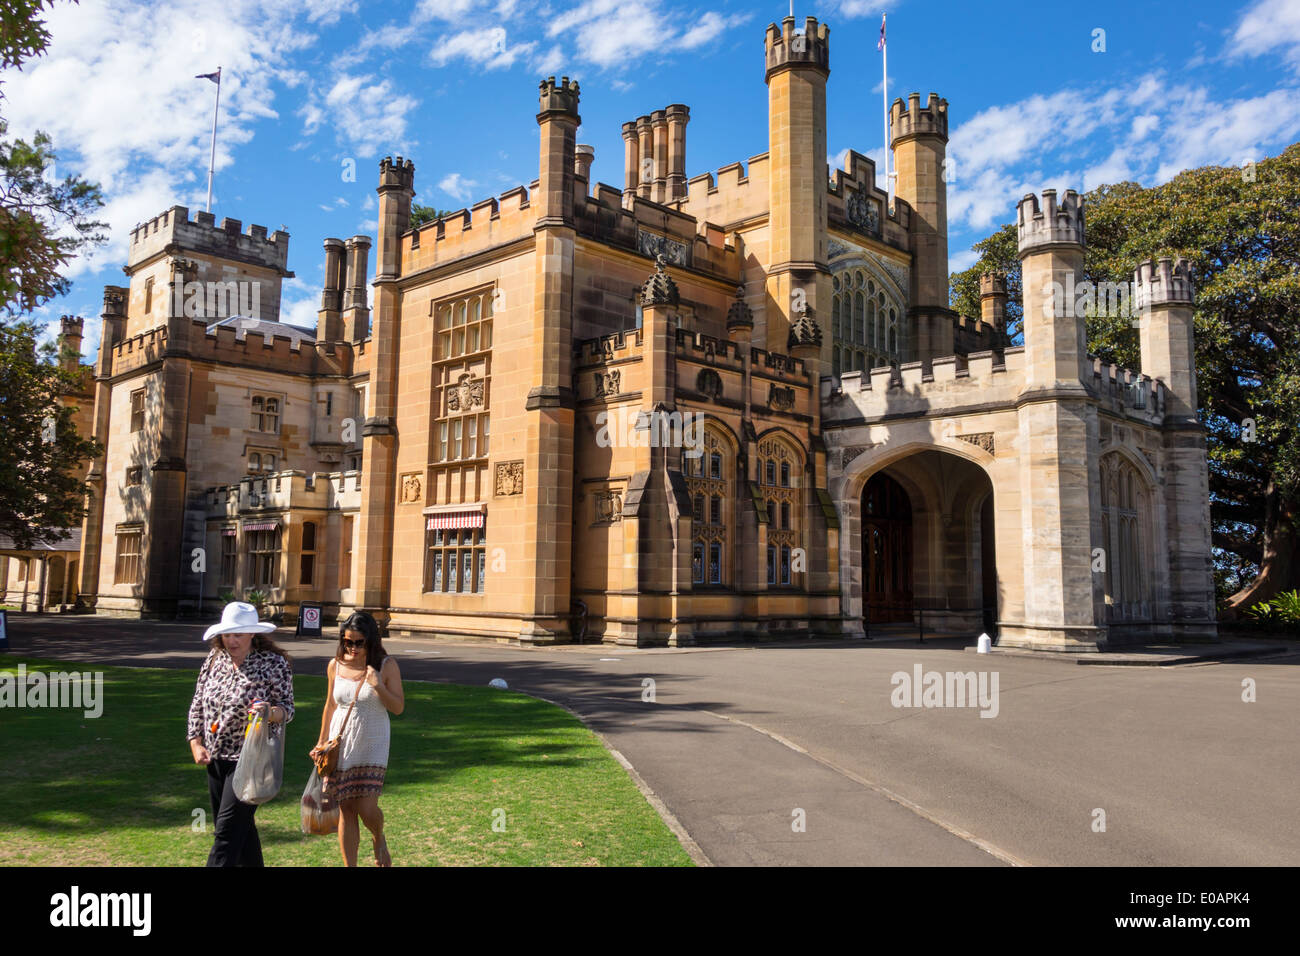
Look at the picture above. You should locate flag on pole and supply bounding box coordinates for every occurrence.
[877,14,886,50]
[195,68,221,83]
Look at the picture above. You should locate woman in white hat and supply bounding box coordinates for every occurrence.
[186,601,295,867]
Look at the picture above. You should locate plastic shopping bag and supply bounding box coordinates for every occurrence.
[232,714,284,805]
[300,768,340,835]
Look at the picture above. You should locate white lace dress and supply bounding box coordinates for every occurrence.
[325,665,391,802]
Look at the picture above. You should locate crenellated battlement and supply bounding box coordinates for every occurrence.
[827,149,911,251]
[1017,189,1085,254]
[675,329,746,370]
[980,271,1007,297]
[538,75,580,117]
[1134,256,1194,308]
[764,16,830,78]
[205,468,363,518]
[128,205,290,274]
[1090,355,1164,420]
[889,92,948,145]
[379,155,415,192]
[680,153,770,234]
[575,329,644,368]
[403,183,534,272]
[109,319,355,379]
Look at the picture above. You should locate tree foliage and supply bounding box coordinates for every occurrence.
[949,149,1300,608]
[0,320,101,548]
[410,203,457,229]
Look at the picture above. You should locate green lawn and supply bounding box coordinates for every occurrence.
[0,656,692,866]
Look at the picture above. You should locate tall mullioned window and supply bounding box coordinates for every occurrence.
[757,436,803,587]
[424,519,487,595]
[831,267,903,377]
[1100,453,1151,621]
[430,288,493,508]
[686,425,731,586]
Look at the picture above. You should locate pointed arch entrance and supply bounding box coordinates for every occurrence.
[862,472,913,623]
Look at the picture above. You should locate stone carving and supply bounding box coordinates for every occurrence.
[447,373,485,412]
[726,285,754,330]
[840,445,871,469]
[640,254,680,307]
[827,238,855,259]
[637,231,689,267]
[846,190,880,234]
[697,368,723,400]
[594,489,623,524]
[594,369,621,397]
[400,473,422,503]
[787,309,823,350]
[959,432,995,454]
[768,383,796,411]
[494,461,524,496]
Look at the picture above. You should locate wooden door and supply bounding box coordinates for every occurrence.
[862,472,913,623]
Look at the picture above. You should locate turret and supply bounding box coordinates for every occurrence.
[376,157,413,279]
[58,315,84,372]
[763,16,831,356]
[342,235,371,343]
[536,76,580,227]
[1017,188,1088,391]
[979,271,1007,331]
[317,237,345,342]
[891,91,951,361]
[1135,256,1197,420]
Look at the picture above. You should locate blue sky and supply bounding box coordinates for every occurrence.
[6,0,1300,357]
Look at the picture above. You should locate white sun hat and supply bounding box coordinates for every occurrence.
[203,601,277,642]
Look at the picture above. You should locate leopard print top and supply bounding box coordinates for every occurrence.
[186,649,295,760]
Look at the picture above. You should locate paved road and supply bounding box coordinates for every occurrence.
[6,614,1299,866]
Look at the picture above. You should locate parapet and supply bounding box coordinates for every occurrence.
[128,205,290,275]
[1134,257,1194,309]
[1017,189,1084,255]
[764,16,830,79]
[889,92,948,145]
[379,156,415,192]
[538,75,581,119]
[979,271,1007,297]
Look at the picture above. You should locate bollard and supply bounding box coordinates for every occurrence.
[977,632,992,654]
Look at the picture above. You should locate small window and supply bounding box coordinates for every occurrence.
[765,460,776,486]
[708,542,722,584]
[693,494,704,523]
[709,453,722,480]
[130,389,145,433]
[692,542,705,584]
[339,515,354,589]
[249,452,261,473]
[710,495,722,525]
[766,545,776,586]
[781,501,790,529]
[780,546,791,585]
[767,500,776,526]
[780,462,790,487]
[221,532,238,585]
[114,530,143,584]
[299,521,317,586]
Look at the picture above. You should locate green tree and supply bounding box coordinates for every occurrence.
[410,203,456,229]
[949,152,1300,609]
[0,0,105,547]
[0,321,101,548]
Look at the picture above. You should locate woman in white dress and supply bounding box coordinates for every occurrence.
[311,611,404,867]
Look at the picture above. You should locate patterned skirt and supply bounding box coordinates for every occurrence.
[323,764,386,803]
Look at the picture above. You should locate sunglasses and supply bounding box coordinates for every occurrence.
[341,638,366,650]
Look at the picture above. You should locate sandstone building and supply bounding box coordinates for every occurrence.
[28,16,1217,651]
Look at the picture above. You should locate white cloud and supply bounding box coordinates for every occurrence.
[1231,0,1300,71]
[300,72,419,156]
[948,249,979,274]
[945,73,1300,233]
[438,173,479,203]
[548,0,740,69]
[0,0,323,279]
[838,0,888,18]
[429,26,536,70]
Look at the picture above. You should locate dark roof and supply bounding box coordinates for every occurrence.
[206,316,316,347]
[0,528,82,554]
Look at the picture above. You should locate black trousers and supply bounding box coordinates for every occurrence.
[206,758,263,867]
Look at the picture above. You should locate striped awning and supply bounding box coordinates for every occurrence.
[220,528,237,536]
[426,512,485,531]
[243,521,279,532]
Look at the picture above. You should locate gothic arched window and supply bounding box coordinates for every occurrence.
[832,264,903,377]
[1100,453,1152,621]
[688,424,733,587]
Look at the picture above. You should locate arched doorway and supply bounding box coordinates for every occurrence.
[862,472,913,622]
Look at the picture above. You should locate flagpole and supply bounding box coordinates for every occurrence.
[881,17,891,210]
[205,66,221,213]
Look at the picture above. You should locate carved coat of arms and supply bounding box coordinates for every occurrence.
[447,374,485,412]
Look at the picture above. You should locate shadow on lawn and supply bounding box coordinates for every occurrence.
[0,660,593,841]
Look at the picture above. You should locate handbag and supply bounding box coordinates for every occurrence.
[312,672,364,778]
